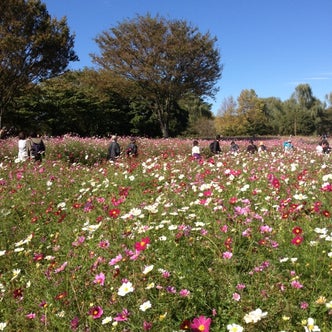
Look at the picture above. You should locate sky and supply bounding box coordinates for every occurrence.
[42,0,332,114]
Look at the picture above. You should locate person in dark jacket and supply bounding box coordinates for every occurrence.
[210,135,222,154]
[26,131,46,162]
[246,140,258,154]
[126,137,138,157]
[107,135,121,161]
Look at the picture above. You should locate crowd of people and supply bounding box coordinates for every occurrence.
[190,135,331,160]
[6,129,332,163]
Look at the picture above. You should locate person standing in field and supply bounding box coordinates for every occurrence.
[107,135,121,161]
[16,131,28,162]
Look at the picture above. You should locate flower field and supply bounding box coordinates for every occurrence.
[0,136,331,331]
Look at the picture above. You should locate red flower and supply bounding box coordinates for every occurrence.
[321,210,330,218]
[291,236,303,246]
[292,226,303,235]
[135,237,150,251]
[229,197,237,204]
[180,319,191,330]
[271,177,280,189]
[13,288,23,299]
[108,208,120,218]
[55,291,67,301]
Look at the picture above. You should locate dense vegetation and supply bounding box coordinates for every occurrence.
[0,136,332,331]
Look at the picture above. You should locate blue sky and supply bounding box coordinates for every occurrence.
[43,0,332,113]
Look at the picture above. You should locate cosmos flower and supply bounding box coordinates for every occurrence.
[243,308,267,323]
[291,236,304,245]
[135,237,150,251]
[190,315,212,332]
[108,208,120,218]
[139,300,152,312]
[93,272,105,286]
[88,306,103,319]
[227,323,244,332]
[118,281,134,296]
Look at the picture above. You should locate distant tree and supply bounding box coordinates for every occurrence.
[0,0,78,128]
[92,14,222,138]
[291,84,315,109]
[237,89,268,135]
[262,97,284,135]
[215,96,240,136]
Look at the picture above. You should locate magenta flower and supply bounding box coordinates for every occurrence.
[70,316,79,330]
[114,308,130,321]
[143,320,153,330]
[88,306,103,319]
[26,312,36,319]
[291,280,303,289]
[190,315,212,332]
[93,272,105,286]
[179,289,190,297]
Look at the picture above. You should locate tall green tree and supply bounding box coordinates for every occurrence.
[0,0,78,128]
[92,14,222,138]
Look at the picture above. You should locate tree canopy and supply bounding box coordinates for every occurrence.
[92,14,222,137]
[0,0,78,127]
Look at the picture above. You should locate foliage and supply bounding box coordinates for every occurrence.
[216,85,331,137]
[92,14,222,138]
[0,0,78,127]
[0,136,332,331]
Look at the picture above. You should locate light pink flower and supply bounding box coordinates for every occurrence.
[93,272,105,286]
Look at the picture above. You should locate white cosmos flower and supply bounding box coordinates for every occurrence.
[118,281,134,296]
[139,300,152,312]
[102,316,113,325]
[142,265,154,274]
[10,269,21,281]
[243,308,267,323]
[227,323,244,332]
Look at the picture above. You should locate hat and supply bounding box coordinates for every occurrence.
[111,135,117,140]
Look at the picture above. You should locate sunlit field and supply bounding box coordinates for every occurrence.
[0,136,331,332]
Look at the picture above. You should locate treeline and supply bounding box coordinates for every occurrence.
[215,85,332,137]
[1,1,331,139]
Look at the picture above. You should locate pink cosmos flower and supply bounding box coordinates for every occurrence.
[114,308,130,321]
[88,306,103,319]
[179,289,190,297]
[98,240,110,248]
[300,301,309,309]
[109,254,122,266]
[26,312,36,319]
[93,272,105,286]
[223,251,233,259]
[232,292,241,301]
[190,315,212,332]
[54,261,67,273]
[291,280,303,289]
[143,321,153,330]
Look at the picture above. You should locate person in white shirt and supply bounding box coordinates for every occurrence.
[316,142,323,155]
[192,140,201,160]
[17,131,28,162]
